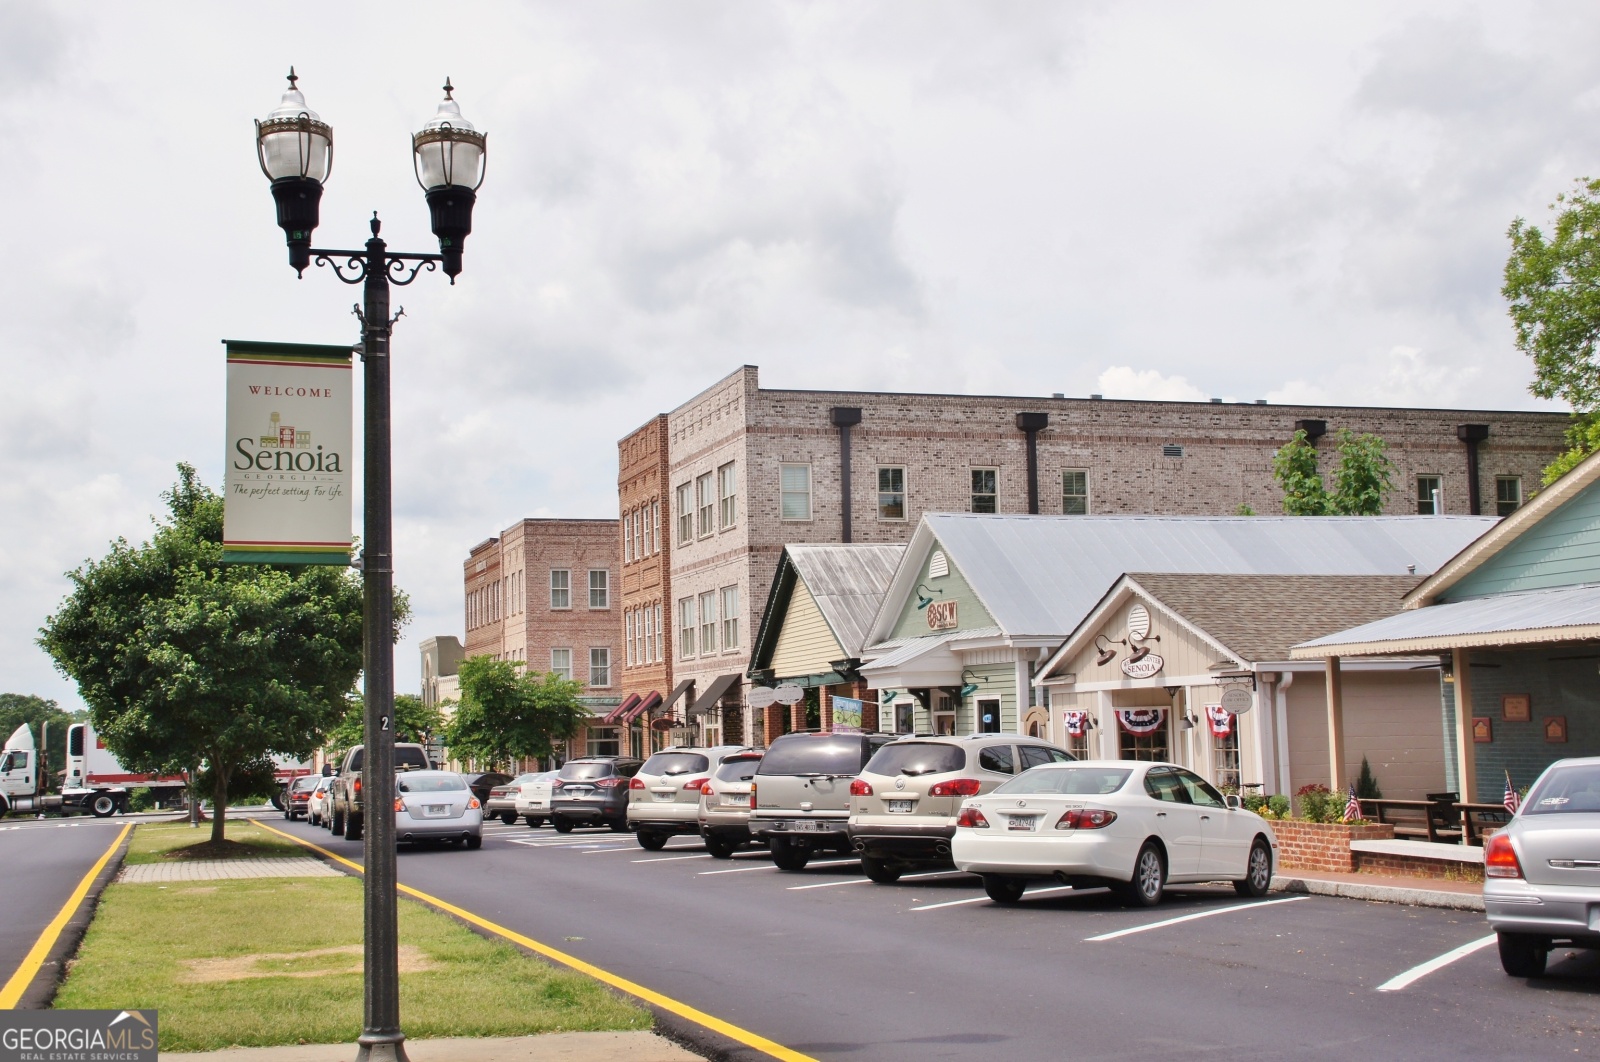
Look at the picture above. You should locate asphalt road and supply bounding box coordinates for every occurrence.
[260,816,1600,1062]
[0,816,129,987]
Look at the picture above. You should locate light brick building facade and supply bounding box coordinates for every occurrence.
[631,365,1568,747]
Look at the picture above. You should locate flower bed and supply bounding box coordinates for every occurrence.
[1273,820,1395,872]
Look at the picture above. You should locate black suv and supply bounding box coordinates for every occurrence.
[752,731,894,870]
[548,756,644,832]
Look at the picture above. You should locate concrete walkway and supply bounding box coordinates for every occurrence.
[1273,870,1484,911]
[119,858,340,883]
[161,1031,701,1061]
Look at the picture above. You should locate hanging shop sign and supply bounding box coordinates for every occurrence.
[1219,687,1253,715]
[1120,653,1164,679]
[223,339,354,565]
[1063,710,1090,738]
[773,684,805,705]
[746,687,779,709]
[926,599,959,631]
[1116,708,1166,735]
[831,696,864,734]
[1205,704,1233,737]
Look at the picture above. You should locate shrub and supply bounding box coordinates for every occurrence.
[126,787,155,813]
[1268,794,1291,819]
[1355,757,1383,801]
[1241,793,1267,814]
[1295,783,1342,824]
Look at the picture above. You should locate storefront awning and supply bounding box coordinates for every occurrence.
[660,678,695,714]
[625,690,663,724]
[688,673,741,719]
[602,693,641,726]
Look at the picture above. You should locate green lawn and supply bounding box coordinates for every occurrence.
[121,818,305,864]
[55,827,649,1051]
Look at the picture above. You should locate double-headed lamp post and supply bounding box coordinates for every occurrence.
[255,69,486,1062]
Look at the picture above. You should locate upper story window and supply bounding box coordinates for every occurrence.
[1496,476,1522,517]
[651,501,661,554]
[718,462,737,529]
[550,647,572,681]
[654,603,663,662]
[721,585,740,650]
[589,569,609,609]
[642,503,653,556]
[678,597,696,658]
[625,612,635,667]
[676,483,694,544]
[550,569,571,610]
[623,513,634,563]
[971,469,997,514]
[696,472,715,538]
[781,464,812,521]
[1063,470,1088,515]
[1417,475,1442,515]
[589,648,611,688]
[699,590,718,655]
[878,467,906,520]
[644,605,655,662]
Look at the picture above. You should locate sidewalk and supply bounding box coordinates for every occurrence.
[1272,869,1484,911]
[162,1032,702,1061]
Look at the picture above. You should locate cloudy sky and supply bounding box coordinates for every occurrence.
[2,1,1589,713]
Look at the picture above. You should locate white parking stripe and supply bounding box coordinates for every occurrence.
[1084,896,1307,941]
[632,853,714,863]
[787,870,971,892]
[910,884,1074,910]
[698,858,858,876]
[1375,935,1497,992]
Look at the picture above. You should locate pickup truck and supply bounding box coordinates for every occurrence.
[329,742,430,840]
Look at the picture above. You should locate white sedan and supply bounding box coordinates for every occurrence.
[513,770,561,827]
[951,760,1277,906]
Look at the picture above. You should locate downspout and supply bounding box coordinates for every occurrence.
[1275,672,1294,796]
[1015,412,1049,514]
[1457,424,1489,516]
[832,407,862,542]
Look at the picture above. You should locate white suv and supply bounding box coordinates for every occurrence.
[626,746,746,850]
[848,734,1075,883]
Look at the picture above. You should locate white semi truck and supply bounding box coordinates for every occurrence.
[1,721,191,817]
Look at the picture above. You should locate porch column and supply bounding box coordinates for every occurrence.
[1325,656,1346,791]
[819,686,834,732]
[1452,648,1477,802]
[1096,690,1117,759]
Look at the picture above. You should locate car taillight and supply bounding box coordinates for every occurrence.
[1484,833,1523,879]
[683,776,709,792]
[353,779,361,795]
[850,779,873,796]
[551,779,564,790]
[468,797,481,809]
[700,785,716,801]
[393,798,404,812]
[929,778,982,797]
[629,777,646,790]
[1055,808,1117,830]
[749,783,757,810]
[956,807,989,829]
[596,777,625,788]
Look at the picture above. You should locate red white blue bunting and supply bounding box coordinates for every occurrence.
[1205,704,1232,737]
[1115,708,1165,735]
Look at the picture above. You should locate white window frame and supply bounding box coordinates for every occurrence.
[877,466,906,521]
[550,647,572,681]
[699,590,718,655]
[1417,475,1442,516]
[780,463,812,521]
[970,468,997,514]
[676,484,694,544]
[721,585,739,650]
[550,569,571,610]
[678,597,696,659]
[654,603,663,662]
[644,605,655,662]
[718,462,737,529]
[589,569,609,609]
[587,726,620,757]
[696,472,715,538]
[625,611,636,666]
[651,501,660,554]
[1496,476,1522,517]
[624,512,633,563]
[1062,469,1089,515]
[589,647,611,688]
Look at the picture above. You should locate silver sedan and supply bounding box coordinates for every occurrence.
[1485,756,1600,976]
[394,770,483,849]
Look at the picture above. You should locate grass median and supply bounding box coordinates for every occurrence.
[54,821,650,1051]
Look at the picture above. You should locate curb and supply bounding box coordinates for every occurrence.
[15,827,135,1009]
[1272,875,1484,912]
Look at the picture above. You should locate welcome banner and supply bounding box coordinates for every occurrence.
[222,339,355,565]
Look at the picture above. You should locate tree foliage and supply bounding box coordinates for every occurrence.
[38,464,404,841]
[0,693,78,751]
[1504,178,1600,481]
[1271,429,1395,515]
[444,656,588,770]
[327,693,442,759]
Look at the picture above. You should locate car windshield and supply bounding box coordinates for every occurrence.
[866,743,964,777]
[715,756,762,782]
[641,752,710,776]
[560,761,614,781]
[292,777,318,792]
[1523,763,1600,815]
[397,774,467,793]
[758,736,865,776]
[993,767,1132,796]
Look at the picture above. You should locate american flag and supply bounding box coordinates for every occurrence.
[1344,782,1362,823]
[1504,770,1520,814]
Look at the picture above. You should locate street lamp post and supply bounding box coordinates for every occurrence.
[255,69,485,1062]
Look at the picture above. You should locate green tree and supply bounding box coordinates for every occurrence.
[1355,756,1384,801]
[327,693,442,759]
[1504,178,1600,481]
[39,464,404,843]
[0,693,78,753]
[1272,429,1332,514]
[1272,428,1395,515]
[445,656,587,770]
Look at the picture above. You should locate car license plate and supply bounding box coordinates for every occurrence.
[423,804,450,818]
[722,794,747,806]
[887,799,914,813]
[790,819,821,831]
[1007,816,1034,831]
[653,791,675,802]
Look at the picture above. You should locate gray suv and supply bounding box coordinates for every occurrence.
[752,731,895,871]
[549,756,643,832]
[626,746,745,850]
[848,734,1075,882]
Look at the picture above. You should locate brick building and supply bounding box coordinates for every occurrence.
[627,365,1569,747]
[462,519,622,748]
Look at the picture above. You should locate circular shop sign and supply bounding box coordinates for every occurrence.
[1220,687,1254,715]
[774,684,805,705]
[1120,653,1164,679]
[746,687,779,709]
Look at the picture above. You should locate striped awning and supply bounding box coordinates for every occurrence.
[623,690,663,724]
[602,693,641,726]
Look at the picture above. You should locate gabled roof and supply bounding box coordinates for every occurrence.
[750,544,905,670]
[1404,446,1600,608]
[867,513,1495,645]
[1291,582,1600,657]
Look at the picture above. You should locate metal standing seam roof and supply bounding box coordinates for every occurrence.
[784,544,905,656]
[1290,582,1600,657]
[860,627,1003,671]
[869,513,1498,645]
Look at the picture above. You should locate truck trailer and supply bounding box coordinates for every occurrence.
[0,721,189,817]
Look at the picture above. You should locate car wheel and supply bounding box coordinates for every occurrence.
[552,817,574,834]
[1234,837,1273,898]
[1497,932,1549,977]
[345,813,363,841]
[1119,842,1165,907]
[861,856,902,884]
[983,874,1027,904]
[499,811,516,825]
[523,815,544,828]
[770,839,811,871]
[704,836,736,859]
[609,817,629,833]
[465,834,483,850]
[90,794,118,819]
[637,832,669,851]
[331,809,344,836]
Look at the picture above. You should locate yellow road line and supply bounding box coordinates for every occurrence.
[0,822,132,1009]
[253,820,817,1062]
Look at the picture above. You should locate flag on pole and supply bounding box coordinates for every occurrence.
[1504,770,1520,814]
[1344,782,1362,823]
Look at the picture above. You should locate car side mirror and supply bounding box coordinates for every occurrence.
[1225,794,1243,810]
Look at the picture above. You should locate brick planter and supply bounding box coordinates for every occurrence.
[1272,820,1396,872]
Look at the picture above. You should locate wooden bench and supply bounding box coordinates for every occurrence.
[1459,802,1512,846]
[1364,797,1463,843]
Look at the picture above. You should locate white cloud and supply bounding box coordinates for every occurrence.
[1095,367,1210,403]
